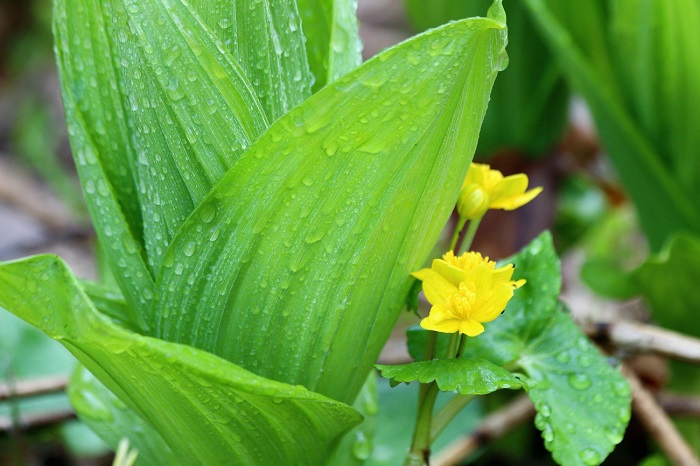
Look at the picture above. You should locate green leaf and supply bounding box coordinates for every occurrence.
[376,359,524,395]
[188,0,314,121]
[523,0,700,250]
[579,259,638,301]
[54,2,153,327]
[0,308,76,420]
[326,371,378,465]
[405,0,568,157]
[74,0,270,273]
[296,0,363,90]
[406,325,451,361]
[369,378,483,466]
[0,255,361,465]
[633,233,700,337]
[152,10,508,404]
[463,233,631,466]
[68,365,176,466]
[53,0,143,247]
[80,280,140,332]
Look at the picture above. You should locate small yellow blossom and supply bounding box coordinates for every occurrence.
[412,251,525,337]
[457,163,542,220]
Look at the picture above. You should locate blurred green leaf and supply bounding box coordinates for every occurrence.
[523,0,700,250]
[580,259,638,300]
[326,371,378,465]
[13,98,85,216]
[405,0,568,158]
[377,359,524,394]
[463,232,631,466]
[368,378,483,466]
[554,175,608,252]
[406,325,451,361]
[151,12,508,404]
[634,233,700,336]
[0,309,75,419]
[0,255,361,465]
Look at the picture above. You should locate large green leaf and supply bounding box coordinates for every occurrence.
[405,0,568,158]
[68,365,176,466]
[523,0,700,250]
[187,0,314,121]
[152,7,509,404]
[54,1,153,326]
[609,0,700,195]
[0,255,361,465]
[462,233,631,466]
[296,0,363,90]
[376,359,524,395]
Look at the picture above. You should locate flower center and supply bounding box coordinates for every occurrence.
[447,282,476,318]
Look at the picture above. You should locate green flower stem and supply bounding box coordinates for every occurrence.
[456,334,467,359]
[424,331,438,361]
[445,332,460,359]
[458,217,482,254]
[405,333,461,465]
[449,216,468,251]
[431,394,476,443]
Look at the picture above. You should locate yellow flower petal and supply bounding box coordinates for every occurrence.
[421,316,461,334]
[411,268,431,281]
[472,284,513,323]
[458,320,485,337]
[431,258,467,287]
[427,303,456,323]
[458,164,542,217]
[421,271,458,307]
[491,264,515,285]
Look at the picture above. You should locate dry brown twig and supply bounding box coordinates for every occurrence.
[0,409,76,432]
[584,319,700,364]
[622,364,700,466]
[0,375,69,401]
[659,393,700,418]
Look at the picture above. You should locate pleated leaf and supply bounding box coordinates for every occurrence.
[405,0,568,157]
[54,0,153,326]
[462,233,631,466]
[523,0,700,250]
[188,0,315,121]
[376,359,524,395]
[152,9,508,404]
[296,0,363,90]
[0,256,361,465]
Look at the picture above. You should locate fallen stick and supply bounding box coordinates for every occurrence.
[584,320,700,365]
[0,375,69,401]
[622,365,700,466]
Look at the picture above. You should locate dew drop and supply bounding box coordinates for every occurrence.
[556,352,571,364]
[351,431,371,460]
[535,401,552,417]
[184,241,197,257]
[200,204,217,223]
[578,448,601,465]
[568,373,592,391]
[577,353,593,368]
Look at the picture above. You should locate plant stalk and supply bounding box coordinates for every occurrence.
[458,217,482,254]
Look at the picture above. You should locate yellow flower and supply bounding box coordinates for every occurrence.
[457,163,542,220]
[412,251,525,337]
